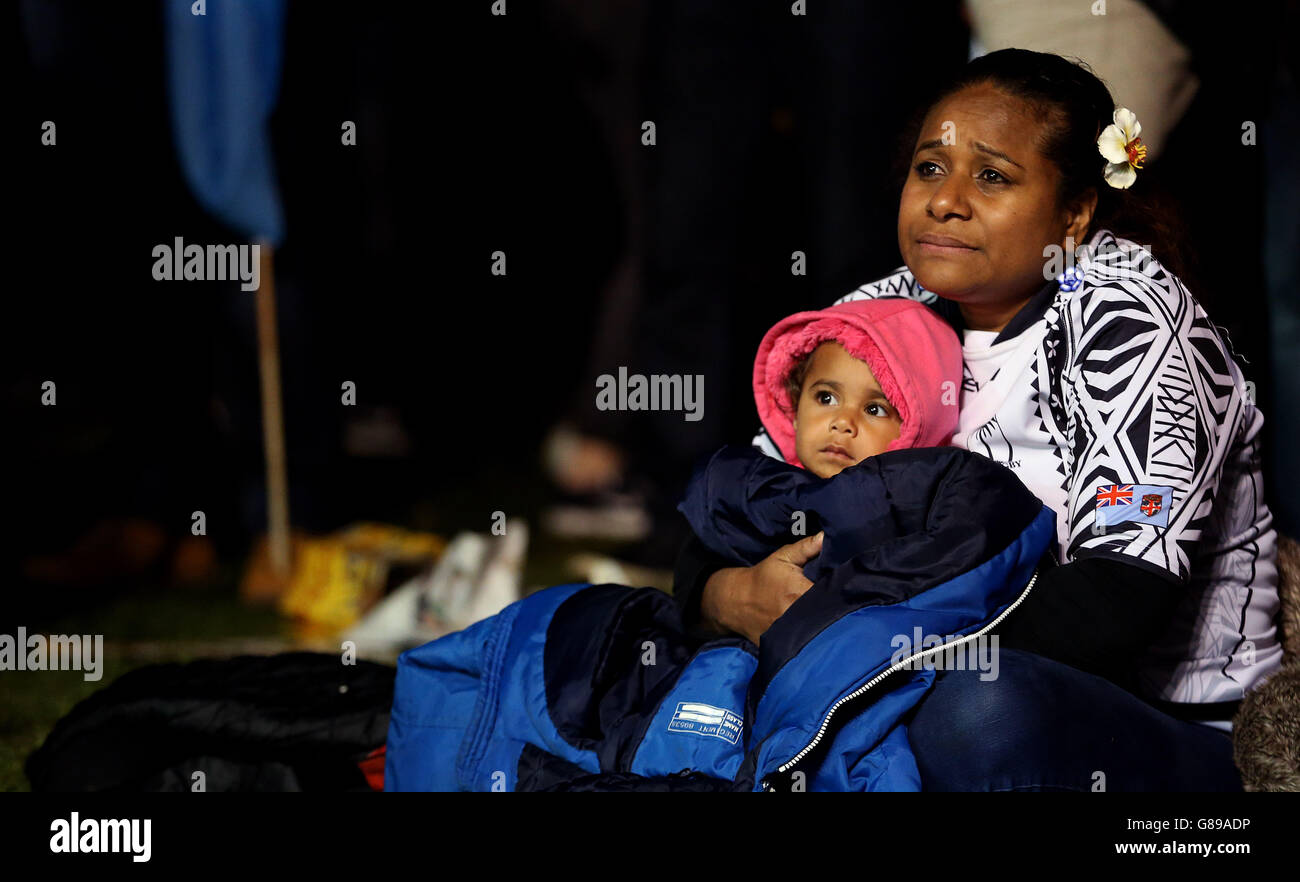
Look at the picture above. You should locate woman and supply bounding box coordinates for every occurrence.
[673,48,1282,791]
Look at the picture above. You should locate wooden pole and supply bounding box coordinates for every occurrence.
[255,241,291,576]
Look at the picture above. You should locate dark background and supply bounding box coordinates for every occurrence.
[3,0,1295,635]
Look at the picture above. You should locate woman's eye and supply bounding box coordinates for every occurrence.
[979,168,1007,184]
[915,161,941,178]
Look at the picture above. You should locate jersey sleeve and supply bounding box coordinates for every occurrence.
[1060,263,1250,582]
[832,266,928,305]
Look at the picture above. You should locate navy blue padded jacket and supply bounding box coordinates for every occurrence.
[385,446,1054,791]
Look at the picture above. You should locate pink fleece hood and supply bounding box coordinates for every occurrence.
[753,298,962,468]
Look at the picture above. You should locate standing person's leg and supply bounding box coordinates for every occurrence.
[906,648,1242,792]
[1262,58,1300,539]
[795,1,969,301]
[634,0,769,510]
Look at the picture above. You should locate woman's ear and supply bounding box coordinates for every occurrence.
[1064,187,1099,246]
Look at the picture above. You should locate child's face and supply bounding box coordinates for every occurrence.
[793,342,902,478]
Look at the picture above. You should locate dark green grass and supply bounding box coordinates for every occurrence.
[1,467,663,791]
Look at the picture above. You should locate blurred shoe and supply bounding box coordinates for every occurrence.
[21,518,168,588]
[565,552,672,592]
[170,535,218,587]
[542,490,652,543]
[542,424,626,494]
[343,406,413,458]
[239,530,309,605]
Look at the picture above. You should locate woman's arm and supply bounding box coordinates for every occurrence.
[997,555,1185,687]
[673,532,823,645]
[1015,269,1244,685]
[1056,271,1245,584]
[679,521,1184,682]
[671,534,731,638]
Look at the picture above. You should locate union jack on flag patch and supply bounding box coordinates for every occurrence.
[1096,484,1134,506]
[1093,484,1173,529]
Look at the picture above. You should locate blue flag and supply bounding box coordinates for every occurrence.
[164,0,287,245]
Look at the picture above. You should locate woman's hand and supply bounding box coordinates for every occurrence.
[699,532,824,645]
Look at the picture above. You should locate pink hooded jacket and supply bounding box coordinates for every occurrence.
[753,298,963,469]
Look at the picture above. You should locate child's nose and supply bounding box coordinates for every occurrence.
[830,411,858,435]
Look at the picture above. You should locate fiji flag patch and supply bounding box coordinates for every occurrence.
[1095,484,1173,529]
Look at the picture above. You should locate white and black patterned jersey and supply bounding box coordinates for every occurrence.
[812,228,1283,710]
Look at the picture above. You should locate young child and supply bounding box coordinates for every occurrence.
[752,296,963,476]
[675,297,965,597]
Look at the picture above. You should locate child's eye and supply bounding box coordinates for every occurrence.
[815,390,836,406]
[866,402,891,418]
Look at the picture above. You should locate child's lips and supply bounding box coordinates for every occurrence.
[821,445,853,461]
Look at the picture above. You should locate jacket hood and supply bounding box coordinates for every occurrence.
[753,298,962,466]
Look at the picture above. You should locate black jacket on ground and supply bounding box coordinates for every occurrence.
[26,652,394,792]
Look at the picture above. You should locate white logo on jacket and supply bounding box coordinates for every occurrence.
[667,702,742,744]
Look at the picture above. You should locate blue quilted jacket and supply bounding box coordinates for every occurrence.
[385,446,1055,791]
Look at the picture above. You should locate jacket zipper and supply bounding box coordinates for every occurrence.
[761,568,1040,791]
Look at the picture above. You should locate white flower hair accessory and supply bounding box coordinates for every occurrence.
[1097,108,1146,189]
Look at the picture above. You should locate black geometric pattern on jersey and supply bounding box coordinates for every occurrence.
[841,269,928,302]
[1037,308,1071,492]
[1059,233,1241,581]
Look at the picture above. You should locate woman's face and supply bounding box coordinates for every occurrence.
[897,82,1094,328]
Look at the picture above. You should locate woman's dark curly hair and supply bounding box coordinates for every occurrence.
[892,48,1194,284]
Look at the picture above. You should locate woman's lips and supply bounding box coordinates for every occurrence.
[917,241,976,255]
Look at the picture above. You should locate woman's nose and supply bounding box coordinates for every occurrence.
[928,175,971,220]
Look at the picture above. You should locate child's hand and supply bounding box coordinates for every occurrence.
[703,532,823,645]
